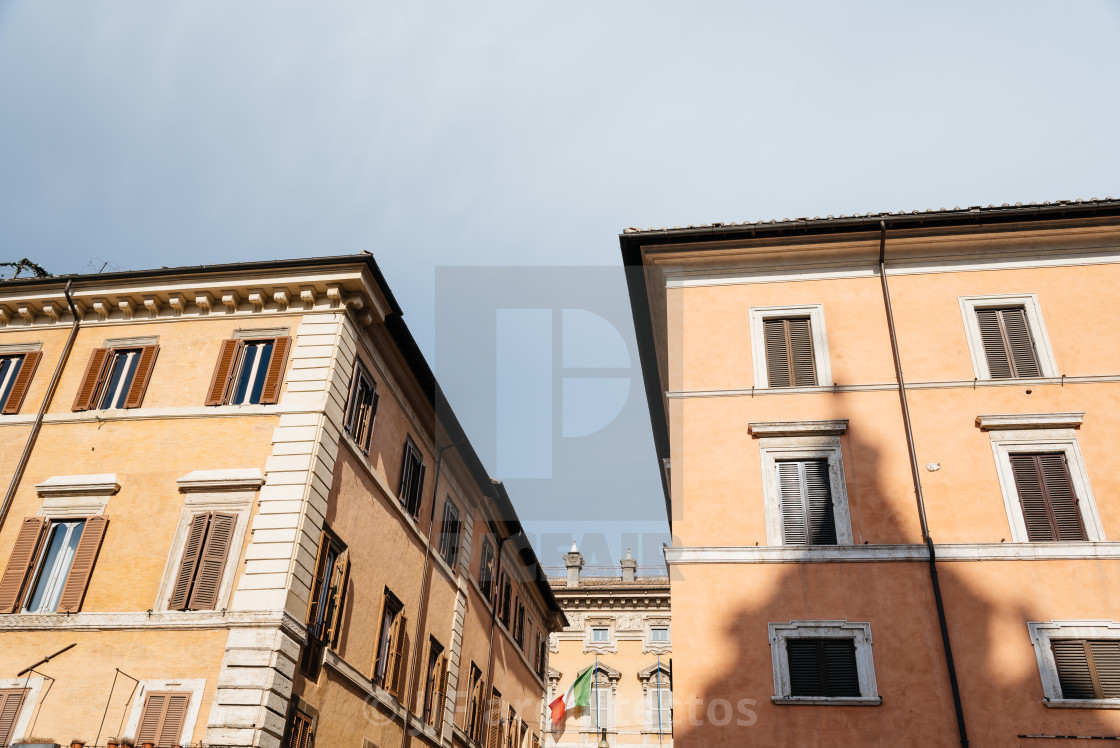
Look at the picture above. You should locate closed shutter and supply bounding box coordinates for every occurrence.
[187,512,236,610]
[72,347,111,411]
[485,695,503,748]
[168,513,209,611]
[976,307,1041,379]
[1010,453,1086,541]
[763,317,816,388]
[57,514,108,613]
[1053,639,1120,699]
[2,351,41,414]
[777,460,836,545]
[206,339,241,406]
[287,709,314,748]
[259,336,291,405]
[0,688,27,747]
[787,638,860,697]
[324,548,350,647]
[389,611,409,699]
[434,653,448,731]
[123,344,159,408]
[0,517,47,613]
[136,690,190,747]
[306,533,331,626]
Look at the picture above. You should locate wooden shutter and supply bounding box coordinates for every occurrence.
[136,690,190,747]
[259,336,291,405]
[434,653,449,731]
[305,532,331,626]
[1010,453,1086,541]
[0,688,27,747]
[787,638,859,697]
[2,351,41,415]
[1053,640,1120,699]
[976,307,1041,379]
[763,317,816,388]
[287,709,314,748]
[123,344,159,408]
[324,548,350,647]
[778,460,836,545]
[0,517,47,613]
[57,514,108,613]
[187,512,236,610]
[169,513,209,611]
[72,347,111,411]
[389,611,409,698]
[205,339,241,406]
[485,695,503,748]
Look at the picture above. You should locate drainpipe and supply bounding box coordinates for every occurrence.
[878,222,969,748]
[0,281,81,530]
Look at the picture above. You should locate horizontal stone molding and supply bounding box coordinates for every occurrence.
[0,404,329,427]
[177,468,265,492]
[976,412,1085,430]
[0,609,306,640]
[748,419,849,437]
[36,473,120,496]
[665,542,1120,564]
[667,374,1120,398]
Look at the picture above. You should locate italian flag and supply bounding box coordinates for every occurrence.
[549,666,593,725]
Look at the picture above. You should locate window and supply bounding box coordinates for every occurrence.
[648,685,672,733]
[136,691,190,747]
[284,707,314,748]
[592,627,609,643]
[466,663,485,744]
[344,364,379,454]
[72,344,158,411]
[651,627,670,643]
[768,621,880,705]
[0,688,28,747]
[583,670,612,730]
[749,304,832,388]
[513,598,526,648]
[777,459,837,545]
[1029,621,1120,706]
[479,537,496,600]
[422,637,448,731]
[0,352,40,415]
[205,335,291,406]
[535,631,547,679]
[505,706,517,748]
[0,515,108,614]
[498,572,512,628]
[1009,453,1086,541]
[168,512,237,611]
[374,589,408,698]
[301,530,349,678]
[487,688,503,748]
[959,294,1057,379]
[399,437,426,518]
[438,498,461,569]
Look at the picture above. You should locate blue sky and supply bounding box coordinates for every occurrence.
[2,1,1118,568]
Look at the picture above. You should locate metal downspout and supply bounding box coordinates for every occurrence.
[878,222,969,748]
[0,281,81,530]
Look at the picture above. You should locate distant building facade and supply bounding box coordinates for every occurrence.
[622,200,1120,746]
[0,256,563,748]
[546,544,671,747]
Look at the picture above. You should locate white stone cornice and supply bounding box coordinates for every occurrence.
[17,304,35,325]
[118,298,134,319]
[143,295,161,318]
[168,293,187,316]
[42,302,60,323]
[177,468,265,492]
[748,419,849,437]
[195,292,213,314]
[0,609,306,640]
[976,412,1085,430]
[666,542,1120,564]
[273,289,289,311]
[36,473,120,497]
[0,306,10,326]
[248,288,265,312]
[221,290,240,313]
[300,286,316,309]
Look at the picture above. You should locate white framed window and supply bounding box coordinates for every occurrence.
[982,419,1104,543]
[592,627,609,642]
[768,621,880,706]
[1029,621,1120,707]
[650,626,669,643]
[749,304,832,388]
[752,422,852,546]
[584,621,617,653]
[959,293,1058,379]
[122,678,206,746]
[581,666,618,731]
[0,677,46,746]
[639,663,672,733]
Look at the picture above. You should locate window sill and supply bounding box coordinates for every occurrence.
[772,696,881,706]
[1044,698,1120,710]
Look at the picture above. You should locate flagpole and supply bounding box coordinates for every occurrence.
[594,653,600,734]
[656,654,663,742]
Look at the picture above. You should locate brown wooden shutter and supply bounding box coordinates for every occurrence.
[206,339,241,406]
[259,336,291,405]
[325,548,350,647]
[57,514,108,613]
[123,344,159,409]
[305,532,331,626]
[976,307,1041,379]
[187,512,236,610]
[136,690,189,747]
[777,459,836,546]
[2,351,41,415]
[389,611,409,698]
[485,695,503,748]
[1010,453,1086,541]
[434,653,449,731]
[0,688,28,747]
[72,347,111,411]
[136,692,166,744]
[0,517,47,613]
[763,317,816,388]
[787,638,859,697]
[1053,640,1097,698]
[287,709,313,748]
[169,513,209,611]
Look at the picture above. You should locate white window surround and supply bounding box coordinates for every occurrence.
[103,335,159,347]
[749,304,833,388]
[0,342,42,354]
[959,293,1058,379]
[584,620,617,654]
[233,326,290,339]
[0,676,45,744]
[1028,621,1120,708]
[153,469,262,612]
[122,678,206,744]
[35,473,120,517]
[987,428,1103,543]
[755,430,853,546]
[768,620,880,706]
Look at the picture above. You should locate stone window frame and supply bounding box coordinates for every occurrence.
[768,620,881,706]
[121,678,207,745]
[748,303,833,388]
[152,469,262,612]
[35,473,120,518]
[980,418,1104,543]
[581,662,620,732]
[958,293,1058,379]
[643,617,672,654]
[1028,620,1120,708]
[584,618,617,654]
[638,662,673,733]
[0,677,46,745]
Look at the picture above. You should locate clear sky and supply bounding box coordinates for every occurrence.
[2,1,1118,570]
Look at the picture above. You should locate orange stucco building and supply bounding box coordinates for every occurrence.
[0,256,563,748]
[622,199,1120,746]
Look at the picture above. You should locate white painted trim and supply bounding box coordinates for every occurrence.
[233,326,290,339]
[664,542,1120,564]
[768,621,880,704]
[35,473,120,497]
[103,334,159,347]
[0,676,45,744]
[749,420,848,437]
[0,342,42,354]
[976,412,1084,431]
[176,468,265,492]
[666,373,1120,398]
[1028,621,1120,704]
[749,304,832,388]
[758,436,852,545]
[959,293,1058,379]
[0,610,306,639]
[123,678,206,745]
[989,431,1104,542]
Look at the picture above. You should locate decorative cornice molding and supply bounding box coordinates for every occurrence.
[976,412,1085,430]
[749,419,849,437]
[666,542,1120,564]
[177,468,265,492]
[0,609,305,639]
[36,473,120,497]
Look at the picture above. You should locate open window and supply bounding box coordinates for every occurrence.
[205,334,291,406]
[0,515,108,614]
[301,529,349,679]
[72,340,159,411]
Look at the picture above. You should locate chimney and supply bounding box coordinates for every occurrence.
[563,540,584,588]
[620,547,637,583]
